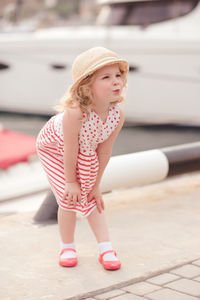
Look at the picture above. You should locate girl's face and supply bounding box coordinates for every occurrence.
[91,64,124,107]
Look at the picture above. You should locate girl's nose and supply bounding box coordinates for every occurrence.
[113,77,120,85]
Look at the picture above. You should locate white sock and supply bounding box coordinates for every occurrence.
[98,241,118,261]
[60,242,77,259]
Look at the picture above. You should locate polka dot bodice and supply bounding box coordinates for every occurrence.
[53,104,121,156]
[78,105,120,155]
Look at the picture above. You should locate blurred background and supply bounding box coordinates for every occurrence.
[0,0,200,154]
[0,1,200,211]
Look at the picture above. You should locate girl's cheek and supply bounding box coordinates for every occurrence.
[103,81,111,89]
[119,78,123,86]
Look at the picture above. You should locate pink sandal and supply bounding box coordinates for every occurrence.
[59,248,77,267]
[99,250,121,270]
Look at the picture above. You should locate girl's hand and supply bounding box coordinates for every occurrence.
[87,185,104,213]
[62,181,82,207]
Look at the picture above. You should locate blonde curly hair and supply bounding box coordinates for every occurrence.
[54,64,127,122]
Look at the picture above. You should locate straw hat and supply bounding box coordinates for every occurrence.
[69,46,129,93]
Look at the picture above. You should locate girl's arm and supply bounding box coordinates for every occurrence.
[94,108,125,187]
[62,107,82,182]
[61,107,83,206]
[87,107,124,213]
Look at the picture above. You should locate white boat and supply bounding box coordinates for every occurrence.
[0,0,200,126]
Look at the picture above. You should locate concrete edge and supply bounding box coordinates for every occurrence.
[67,256,200,300]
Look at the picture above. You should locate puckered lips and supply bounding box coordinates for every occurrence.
[113,89,120,94]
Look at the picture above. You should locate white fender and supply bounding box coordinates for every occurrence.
[100,150,169,192]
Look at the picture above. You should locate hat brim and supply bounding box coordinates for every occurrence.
[69,58,129,93]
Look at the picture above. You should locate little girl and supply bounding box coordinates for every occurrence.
[36,46,129,270]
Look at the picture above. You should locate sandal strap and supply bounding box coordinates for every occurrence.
[60,248,76,255]
[100,250,117,260]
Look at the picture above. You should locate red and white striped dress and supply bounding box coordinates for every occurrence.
[36,104,121,217]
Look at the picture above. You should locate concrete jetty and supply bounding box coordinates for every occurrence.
[1,171,200,299]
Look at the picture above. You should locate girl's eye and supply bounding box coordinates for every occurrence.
[102,76,109,79]
[116,74,121,77]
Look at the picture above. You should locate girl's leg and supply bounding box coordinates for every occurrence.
[57,207,76,243]
[57,207,77,265]
[87,207,109,242]
[57,207,77,262]
[87,208,118,263]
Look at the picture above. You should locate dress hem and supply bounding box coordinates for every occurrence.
[58,203,97,217]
